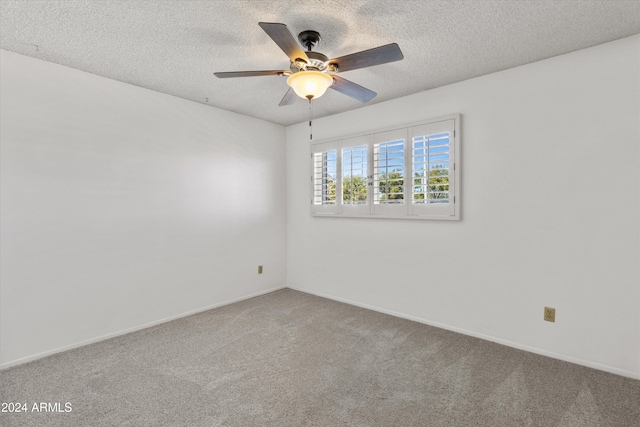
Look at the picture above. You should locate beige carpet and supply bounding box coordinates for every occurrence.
[1,288,638,426]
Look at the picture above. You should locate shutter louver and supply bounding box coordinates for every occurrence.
[374,139,405,205]
[313,150,337,205]
[342,145,368,205]
[412,132,451,204]
[409,119,456,217]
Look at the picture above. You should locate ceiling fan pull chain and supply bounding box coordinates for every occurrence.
[309,98,313,141]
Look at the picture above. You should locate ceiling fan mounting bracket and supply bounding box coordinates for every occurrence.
[298,30,321,51]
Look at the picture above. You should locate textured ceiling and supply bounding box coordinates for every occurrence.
[1,0,639,126]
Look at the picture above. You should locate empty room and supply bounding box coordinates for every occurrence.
[1,1,639,426]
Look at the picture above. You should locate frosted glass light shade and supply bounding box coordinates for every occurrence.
[287,71,333,100]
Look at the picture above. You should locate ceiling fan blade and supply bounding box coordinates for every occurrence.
[328,43,403,73]
[279,88,298,106]
[214,70,287,78]
[330,75,377,103]
[258,22,309,63]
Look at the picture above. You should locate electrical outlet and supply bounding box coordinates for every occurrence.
[258,265,263,274]
[544,307,556,322]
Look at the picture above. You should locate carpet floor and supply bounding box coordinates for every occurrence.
[1,288,639,426]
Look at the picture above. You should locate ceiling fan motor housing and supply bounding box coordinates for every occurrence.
[305,51,330,70]
[292,31,330,72]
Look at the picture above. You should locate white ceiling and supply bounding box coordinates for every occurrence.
[2,0,639,126]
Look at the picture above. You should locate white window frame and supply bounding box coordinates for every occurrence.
[310,114,461,220]
[310,141,339,215]
[408,119,457,219]
[340,136,370,216]
[372,128,408,217]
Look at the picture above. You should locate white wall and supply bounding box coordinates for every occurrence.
[286,35,640,378]
[2,35,638,378]
[0,50,286,367]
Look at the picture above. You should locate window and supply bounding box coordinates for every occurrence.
[342,144,367,205]
[409,120,456,218]
[412,133,450,204]
[372,129,407,216]
[374,139,405,204]
[311,141,338,214]
[310,114,460,220]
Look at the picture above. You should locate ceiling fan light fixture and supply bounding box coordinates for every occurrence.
[287,70,333,100]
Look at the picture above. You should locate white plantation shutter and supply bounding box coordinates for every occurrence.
[309,114,459,220]
[372,128,408,216]
[341,135,371,215]
[310,140,339,214]
[409,119,456,217]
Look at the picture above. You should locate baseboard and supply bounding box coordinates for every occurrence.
[0,285,286,370]
[286,285,640,380]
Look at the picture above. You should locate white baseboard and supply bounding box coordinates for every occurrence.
[0,285,286,370]
[286,285,640,380]
[4,284,637,380]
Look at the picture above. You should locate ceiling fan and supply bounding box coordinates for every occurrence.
[214,22,404,106]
